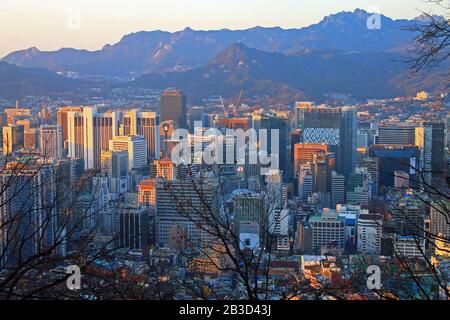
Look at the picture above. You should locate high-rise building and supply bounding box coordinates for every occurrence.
[138,179,157,206]
[252,113,289,180]
[160,89,187,129]
[189,106,205,133]
[153,158,177,180]
[346,167,371,206]
[233,190,268,245]
[378,122,417,145]
[57,106,84,148]
[430,202,450,240]
[115,202,150,250]
[369,145,420,189]
[67,107,119,169]
[415,124,433,185]
[339,107,357,179]
[40,124,62,159]
[309,212,346,251]
[2,125,24,155]
[100,150,129,195]
[394,198,425,237]
[336,204,366,248]
[0,161,58,265]
[357,157,380,196]
[357,130,368,148]
[424,121,446,178]
[293,143,335,197]
[155,179,217,248]
[331,171,345,208]
[302,106,356,179]
[24,128,39,150]
[394,235,425,258]
[289,129,302,180]
[311,154,329,194]
[293,143,328,177]
[271,208,289,237]
[109,135,147,170]
[357,214,383,255]
[295,101,314,129]
[298,163,313,200]
[123,110,160,161]
[303,106,341,145]
[100,150,129,178]
[266,169,285,209]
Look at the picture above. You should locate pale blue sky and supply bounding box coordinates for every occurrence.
[0,0,445,57]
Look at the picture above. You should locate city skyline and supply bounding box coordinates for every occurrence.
[0,0,448,304]
[0,0,447,57]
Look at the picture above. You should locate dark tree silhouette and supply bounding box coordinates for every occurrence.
[406,0,450,73]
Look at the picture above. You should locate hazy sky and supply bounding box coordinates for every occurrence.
[0,0,446,57]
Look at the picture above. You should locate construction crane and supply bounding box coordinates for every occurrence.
[219,95,227,115]
[233,89,244,118]
[219,90,244,118]
[236,90,244,107]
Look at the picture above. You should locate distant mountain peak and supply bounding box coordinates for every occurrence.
[226,42,249,51]
[353,8,369,16]
[2,8,418,74]
[209,43,252,65]
[319,8,388,26]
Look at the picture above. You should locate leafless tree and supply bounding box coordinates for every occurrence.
[369,155,450,300]
[155,163,387,300]
[0,132,146,299]
[406,0,450,73]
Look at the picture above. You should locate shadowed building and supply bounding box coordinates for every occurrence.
[160,89,187,129]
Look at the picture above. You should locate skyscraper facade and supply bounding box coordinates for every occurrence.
[160,90,187,129]
[67,107,120,170]
[378,122,417,145]
[189,106,205,133]
[2,125,24,155]
[252,113,289,181]
[40,124,62,159]
[293,143,329,177]
[156,179,217,248]
[339,107,357,179]
[424,121,446,178]
[331,171,346,208]
[123,110,160,161]
[357,214,383,255]
[57,106,83,147]
[109,135,147,170]
[302,106,356,179]
[0,161,58,266]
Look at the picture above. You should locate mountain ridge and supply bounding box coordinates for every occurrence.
[130,43,448,102]
[0,61,98,99]
[2,9,424,76]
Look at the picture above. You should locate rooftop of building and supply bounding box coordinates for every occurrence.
[358,214,383,221]
[309,215,345,223]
